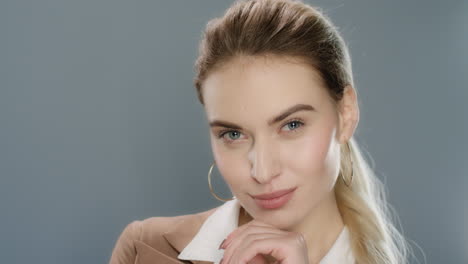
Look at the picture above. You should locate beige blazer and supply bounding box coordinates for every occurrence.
[109,206,219,264]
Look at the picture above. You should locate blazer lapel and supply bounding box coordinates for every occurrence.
[134,240,183,264]
[162,207,218,264]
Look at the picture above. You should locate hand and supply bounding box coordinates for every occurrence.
[219,219,309,264]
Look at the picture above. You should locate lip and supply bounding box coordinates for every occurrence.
[252,187,296,210]
[251,187,297,200]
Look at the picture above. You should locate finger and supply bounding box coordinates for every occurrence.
[222,221,287,263]
[237,233,309,264]
[224,222,287,249]
[223,232,282,264]
[223,233,280,264]
[246,254,268,264]
[232,237,286,264]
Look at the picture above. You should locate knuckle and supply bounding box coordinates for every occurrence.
[293,232,306,245]
[245,225,256,232]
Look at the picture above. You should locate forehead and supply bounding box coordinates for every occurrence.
[202,55,331,120]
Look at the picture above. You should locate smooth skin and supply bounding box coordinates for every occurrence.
[202,55,359,264]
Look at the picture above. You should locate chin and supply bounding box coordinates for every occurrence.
[247,206,298,229]
[263,215,297,230]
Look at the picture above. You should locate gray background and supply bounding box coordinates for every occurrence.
[1,0,466,263]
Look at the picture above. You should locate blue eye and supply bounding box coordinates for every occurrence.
[226,131,241,140]
[217,119,305,144]
[282,119,304,132]
[217,130,244,143]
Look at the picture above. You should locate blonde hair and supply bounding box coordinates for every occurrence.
[193,0,415,262]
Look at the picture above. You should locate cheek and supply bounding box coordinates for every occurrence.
[282,125,340,185]
[210,137,248,190]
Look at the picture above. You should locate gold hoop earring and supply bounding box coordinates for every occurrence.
[342,142,354,187]
[208,162,234,202]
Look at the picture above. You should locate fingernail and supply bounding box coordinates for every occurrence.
[219,239,226,249]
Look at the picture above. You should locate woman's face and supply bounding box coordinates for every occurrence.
[202,55,357,229]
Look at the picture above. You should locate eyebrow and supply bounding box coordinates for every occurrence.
[209,103,316,129]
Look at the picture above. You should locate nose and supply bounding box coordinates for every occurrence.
[247,138,281,184]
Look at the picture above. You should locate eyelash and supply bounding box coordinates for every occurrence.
[217,118,305,143]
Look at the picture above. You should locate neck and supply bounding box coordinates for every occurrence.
[291,191,344,264]
[238,191,344,264]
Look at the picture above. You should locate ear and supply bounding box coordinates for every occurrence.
[337,85,360,144]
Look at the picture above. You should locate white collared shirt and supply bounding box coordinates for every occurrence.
[178,198,355,264]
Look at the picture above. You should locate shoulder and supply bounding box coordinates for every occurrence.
[108,207,218,264]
